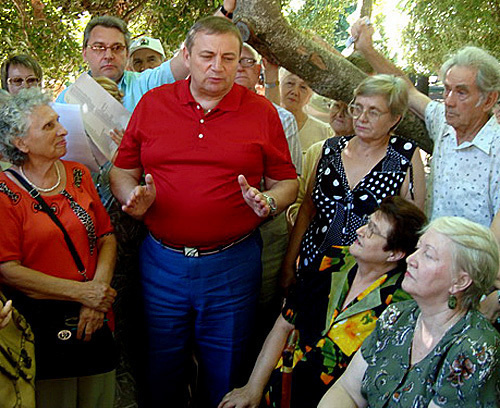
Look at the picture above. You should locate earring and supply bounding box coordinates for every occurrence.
[448,294,457,310]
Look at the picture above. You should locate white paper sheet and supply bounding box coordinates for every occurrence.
[53,102,100,172]
[63,73,131,161]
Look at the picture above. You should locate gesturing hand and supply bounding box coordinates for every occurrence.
[122,173,156,219]
[238,174,270,218]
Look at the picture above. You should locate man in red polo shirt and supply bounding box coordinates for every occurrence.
[110,16,298,407]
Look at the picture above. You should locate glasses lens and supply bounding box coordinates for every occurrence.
[240,58,256,68]
[111,45,126,53]
[8,77,24,86]
[26,77,40,86]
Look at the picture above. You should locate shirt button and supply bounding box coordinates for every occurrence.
[198,134,204,139]
[200,119,204,123]
[196,105,200,110]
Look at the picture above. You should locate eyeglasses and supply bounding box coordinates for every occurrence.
[330,102,349,117]
[7,76,40,87]
[239,57,257,68]
[362,215,388,239]
[87,44,127,55]
[348,101,390,122]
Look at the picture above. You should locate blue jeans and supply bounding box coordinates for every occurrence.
[140,232,262,407]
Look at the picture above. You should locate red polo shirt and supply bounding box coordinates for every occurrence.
[115,79,297,248]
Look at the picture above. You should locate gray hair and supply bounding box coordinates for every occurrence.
[423,217,499,311]
[440,46,500,95]
[185,16,242,53]
[83,15,131,49]
[242,43,259,60]
[0,88,52,165]
[354,74,409,117]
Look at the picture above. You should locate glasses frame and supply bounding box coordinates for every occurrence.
[87,43,127,55]
[362,215,388,239]
[7,76,40,87]
[348,100,390,122]
[238,57,257,68]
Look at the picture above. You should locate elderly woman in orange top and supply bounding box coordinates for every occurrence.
[0,88,118,408]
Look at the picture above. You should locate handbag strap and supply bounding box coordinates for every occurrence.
[5,168,88,281]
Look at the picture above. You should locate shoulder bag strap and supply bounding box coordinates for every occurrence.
[4,168,88,280]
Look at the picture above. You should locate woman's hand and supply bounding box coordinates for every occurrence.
[218,384,262,408]
[77,306,105,341]
[0,299,13,329]
[80,280,117,312]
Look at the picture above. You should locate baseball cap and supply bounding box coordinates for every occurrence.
[129,36,165,58]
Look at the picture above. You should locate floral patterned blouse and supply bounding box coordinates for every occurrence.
[264,246,410,407]
[361,300,500,407]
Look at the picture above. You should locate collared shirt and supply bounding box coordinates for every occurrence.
[115,80,297,248]
[425,101,500,226]
[274,104,302,174]
[56,59,175,112]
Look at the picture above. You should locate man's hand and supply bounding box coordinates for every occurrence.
[351,18,375,53]
[122,173,156,219]
[80,280,117,312]
[223,0,236,13]
[77,306,105,341]
[218,384,261,408]
[238,175,270,218]
[0,299,12,329]
[110,128,125,146]
[480,291,500,322]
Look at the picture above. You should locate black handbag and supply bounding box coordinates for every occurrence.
[4,168,117,379]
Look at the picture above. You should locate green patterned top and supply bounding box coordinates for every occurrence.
[361,300,500,407]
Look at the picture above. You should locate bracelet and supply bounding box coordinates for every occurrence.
[220,5,233,19]
[264,80,279,89]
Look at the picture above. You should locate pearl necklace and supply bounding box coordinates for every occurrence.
[20,162,61,193]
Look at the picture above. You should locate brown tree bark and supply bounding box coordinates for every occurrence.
[234,0,433,153]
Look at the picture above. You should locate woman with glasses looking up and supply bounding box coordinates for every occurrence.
[281,74,426,292]
[1,54,42,95]
[220,197,426,408]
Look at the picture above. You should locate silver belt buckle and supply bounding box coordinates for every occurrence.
[184,247,199,257]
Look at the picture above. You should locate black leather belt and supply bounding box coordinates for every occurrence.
[149,231,253,257]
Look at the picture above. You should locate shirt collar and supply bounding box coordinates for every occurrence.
[444,115,500,154]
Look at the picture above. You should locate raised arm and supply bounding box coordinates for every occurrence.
[318,349,368,408]
[350,19,431,119]
[218,315,293,408]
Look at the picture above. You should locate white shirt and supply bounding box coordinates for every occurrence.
[425,101,500,226]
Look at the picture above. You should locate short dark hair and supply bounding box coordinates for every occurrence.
[1,55,43,92]
[83,15,130,49]
[185,16,242,53]
[378,196,427,265]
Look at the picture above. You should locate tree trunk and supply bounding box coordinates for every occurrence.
[234,0,433,153]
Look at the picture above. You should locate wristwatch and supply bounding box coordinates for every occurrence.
[262,193,277,216]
